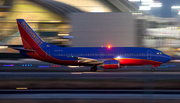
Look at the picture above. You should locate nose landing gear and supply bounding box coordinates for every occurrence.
[151,65,160,72]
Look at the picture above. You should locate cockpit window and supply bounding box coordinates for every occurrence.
[157,52,163,55]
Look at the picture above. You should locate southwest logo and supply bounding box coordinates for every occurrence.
[21,21,43,46]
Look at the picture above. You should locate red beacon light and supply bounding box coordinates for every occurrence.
[108,45,111,49]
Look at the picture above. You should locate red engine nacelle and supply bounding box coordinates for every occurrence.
[103,60,120,69]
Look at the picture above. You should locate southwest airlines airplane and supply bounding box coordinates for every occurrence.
[15,19,171,72]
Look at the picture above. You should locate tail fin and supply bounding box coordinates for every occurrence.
[16,19,44,49]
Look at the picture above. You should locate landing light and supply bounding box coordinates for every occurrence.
[117,56,121,59]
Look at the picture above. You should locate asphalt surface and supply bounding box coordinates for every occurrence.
[0,59,180,79]
[1,89,180,99]
[1,60,180,101]
[1,72,180,80]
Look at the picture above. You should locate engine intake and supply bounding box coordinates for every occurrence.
[104,60,120,69]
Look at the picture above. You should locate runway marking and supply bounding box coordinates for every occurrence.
[83,72,97,73]
[16,87,28,90]
[71,72,82,74]
[97,70,103,72]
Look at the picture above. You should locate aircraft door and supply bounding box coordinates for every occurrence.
[147,50,151,59]
[100,52,104,58]
[46,51,50,60]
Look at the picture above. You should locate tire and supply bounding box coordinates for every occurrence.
[151,68,155,72]
[91,67,97,72]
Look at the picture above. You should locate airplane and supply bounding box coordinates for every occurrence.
[14,19,172,72]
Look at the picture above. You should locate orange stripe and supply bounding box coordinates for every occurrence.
[21,37,45,61]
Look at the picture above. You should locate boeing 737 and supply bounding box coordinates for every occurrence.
[14,19,172,72]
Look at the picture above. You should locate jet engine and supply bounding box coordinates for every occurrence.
[103,60,120,69]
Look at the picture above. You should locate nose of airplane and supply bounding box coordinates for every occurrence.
[164,54,172,63]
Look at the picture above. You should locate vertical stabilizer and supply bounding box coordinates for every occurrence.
[16,19,44,49]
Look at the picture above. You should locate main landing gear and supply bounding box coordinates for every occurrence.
[151,67,155,72]
[91,65,97,72]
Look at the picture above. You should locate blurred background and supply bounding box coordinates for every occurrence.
[1,0,180,56]
[1,0,180,103]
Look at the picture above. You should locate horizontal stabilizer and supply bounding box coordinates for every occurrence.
[12,47,35,52]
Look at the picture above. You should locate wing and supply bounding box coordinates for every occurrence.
[72,56,103,65]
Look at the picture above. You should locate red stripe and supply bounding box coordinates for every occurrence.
[116,58,162,66]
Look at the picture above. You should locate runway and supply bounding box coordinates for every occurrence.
[1,72,180,79]
[1,89,180,100]
[1,60,180,102]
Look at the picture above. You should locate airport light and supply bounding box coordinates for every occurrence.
[3,64,14,66]
[91,10,104,12]
[178,11,180,15]
[139,6,151,10]
[128,0,140,2]
[58,33,69,36]
[141,2,162,8]
[142,2,162,5]
[150,4,162,7]
[132,13,143,15]
[0,46,8,49]
[39,66,49,68]
[171,6,180,9]
[141,0,153,3]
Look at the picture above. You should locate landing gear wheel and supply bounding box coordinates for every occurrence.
[91,67,97,72]
[151,68,155,72]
